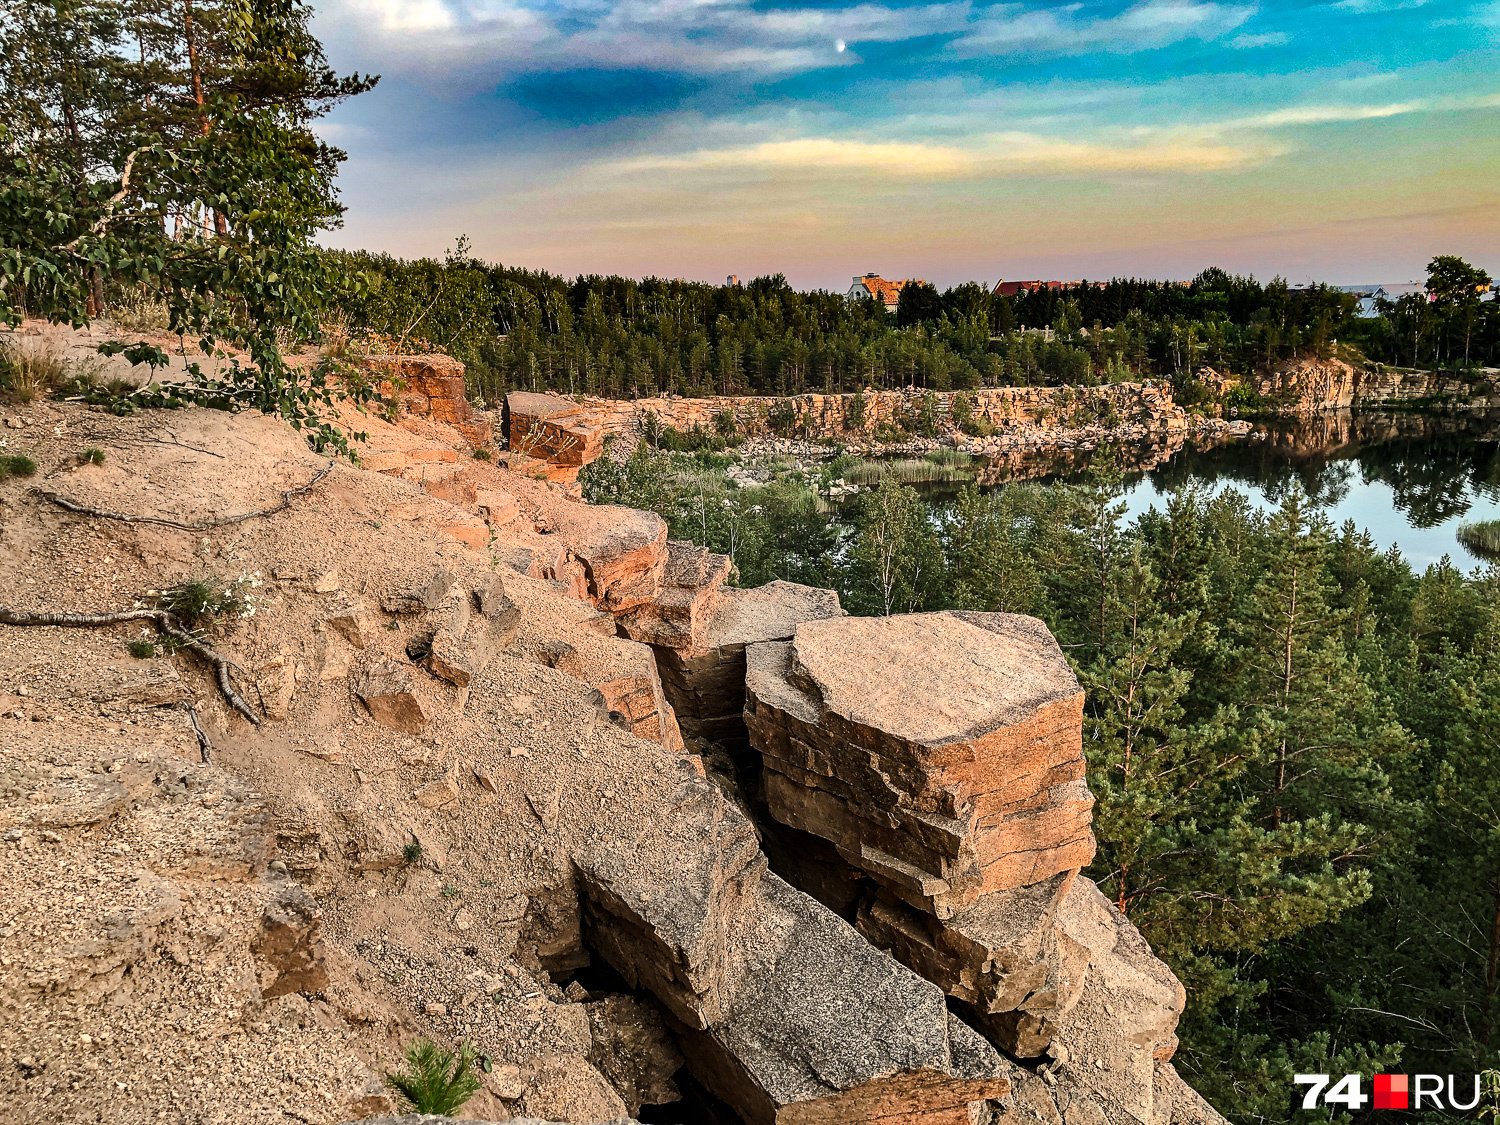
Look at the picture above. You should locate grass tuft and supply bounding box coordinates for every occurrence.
[385,1038,481,1117]
[0,453,38,480]
[0,337,68,403]
[155,574,258,625]
[79,447,107,466]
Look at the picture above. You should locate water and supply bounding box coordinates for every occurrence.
[977,412,1500,570]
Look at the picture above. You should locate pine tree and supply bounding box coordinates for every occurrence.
[1,0,377,452]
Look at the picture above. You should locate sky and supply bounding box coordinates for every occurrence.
[310,0,1500,290]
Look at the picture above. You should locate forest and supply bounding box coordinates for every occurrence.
[326,246,1498,405]
[581,443,1500,1122]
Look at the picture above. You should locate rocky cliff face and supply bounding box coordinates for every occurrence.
[502,362,1495,480]
[1253,357,1500,414]
[0,355,1225,1125]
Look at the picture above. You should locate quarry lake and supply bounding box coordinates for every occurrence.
[973,411,1500,569]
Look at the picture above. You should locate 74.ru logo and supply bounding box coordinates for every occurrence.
[1294,1073,1486,1113]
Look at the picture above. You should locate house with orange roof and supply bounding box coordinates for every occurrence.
[847,273,921,313]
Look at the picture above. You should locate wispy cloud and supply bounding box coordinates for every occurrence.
[1229,30,1288,47]
[603,129,1279,179]
[1333,0,1429,13]
[322,0,970,81]
[1226,91,1500,128]
[954,0,1254,57]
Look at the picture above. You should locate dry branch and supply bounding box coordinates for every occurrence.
[0,605,260,725]
[34,460,334,531]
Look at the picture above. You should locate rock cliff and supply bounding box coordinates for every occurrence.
[0,355,1225,1125]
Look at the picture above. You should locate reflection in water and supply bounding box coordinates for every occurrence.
[973,411,1500,569]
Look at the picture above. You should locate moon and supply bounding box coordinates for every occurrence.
[835,38,846,53]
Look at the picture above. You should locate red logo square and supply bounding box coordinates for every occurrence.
[1374,1074,1409,1110]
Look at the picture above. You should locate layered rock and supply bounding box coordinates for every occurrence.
[651,580,844,747]
[576,383,1190,445]
[745,611,1095,918]
[617,541,733,651]
[544,502,669,613]
[858,872,1085,1057]
[507,573,686,753]
[360,355,492,448]
[1041,880,1186,1125]
[576,776,1015,1124]
[741,608,1223,1125]
[507,391,608,468]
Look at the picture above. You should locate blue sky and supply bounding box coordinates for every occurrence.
[312,0,1500,289]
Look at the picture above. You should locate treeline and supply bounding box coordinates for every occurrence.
[582,446,1500,1122]
[324,247,1498,404]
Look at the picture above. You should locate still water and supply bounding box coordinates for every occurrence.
[979,411,1500,570]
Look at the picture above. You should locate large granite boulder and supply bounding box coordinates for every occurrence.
[1044,880,1187,1125]
[617,540,733,652]
[575,775,1014,1123]
[544,502,669,613]
[858,872,1087,1058]
[745,611,1095,918]
[652,580,844,747]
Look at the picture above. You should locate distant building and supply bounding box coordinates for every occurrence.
[848,273,921,313]
[991,279,1104,298]
[726,275,740,287]
[1331,283,1427,318]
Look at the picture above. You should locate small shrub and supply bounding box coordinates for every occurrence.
[126,638,157,659]
[0,454,38,480]
[471,447,493,461]
[766,401,798,438]
[949,393,975,432]
[440,883,460,898]
[640,410,665,448]
[385,1038,482,1117]
[154,573,260,625]
[79,447,107,466]
[714,408,739,438]
[402,841,423,864]
[845,389,867,432]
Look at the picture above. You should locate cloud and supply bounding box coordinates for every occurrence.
[602,129,1279,179]
[1333,0,1429,12]
[954,0,1255,57]
[321,0,969,82]
[1225,91,1500,128]
[1229,30,1288,47]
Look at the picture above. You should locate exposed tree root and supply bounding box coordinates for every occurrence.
[0,605,261,726]
[182,702,214,764]
[33,460,335,531]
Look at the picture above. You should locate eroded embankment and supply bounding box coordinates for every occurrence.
[1,354,1223,1125]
